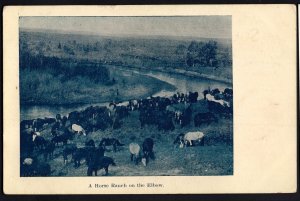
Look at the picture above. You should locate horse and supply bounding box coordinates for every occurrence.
[21,158,36,176]
[129,143,141,165]
[43,141,55,161]
[99,138,124,152]
[21,158,51,177]
[86,146,105,164]
[23,158,34,165]
[206,94,230,107]
[184,131,205,147]
[87,156,116,176]
[62,144,77,165]
[32,134,47,150]
[72,148,89,168]
[194,112,217,127]
[72,145,98,168]
[51,134,69,146]
[173,133,185,148]
[142,138,155,166]
[71,124,86,136]
[20,120,34,130]
[115,106,129,119]
[21,132,35,157]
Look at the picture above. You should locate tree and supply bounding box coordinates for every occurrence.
[186,40,218,68]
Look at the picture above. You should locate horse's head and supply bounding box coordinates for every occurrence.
[82,129,87,136]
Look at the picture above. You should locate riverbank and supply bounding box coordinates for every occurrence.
[107,64,232,85]
[20,69,176,106]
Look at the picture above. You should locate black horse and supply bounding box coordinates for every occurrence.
[33,135,47,150]
[194,112,218,127]
[87,156,116,176]
[142,138,155,166]
[62,144,77,164]
[43,141,55,161]
[85,146,105,166]
[72,148,90,168]
[99,138,124,152]
[51,134,69,146]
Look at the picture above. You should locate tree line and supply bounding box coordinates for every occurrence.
[185,40,232,69]
[20,52,110,84]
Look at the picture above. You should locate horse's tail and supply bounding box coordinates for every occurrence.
[149,152,155,160]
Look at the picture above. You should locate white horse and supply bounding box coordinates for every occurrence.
[184,131,205,147]
[116,101,129,107]
[129,143,142,165]
[23,158,33,165]
[71,124,86,136]
[206,94,230,107]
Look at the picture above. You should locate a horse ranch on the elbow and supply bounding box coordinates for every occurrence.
[19,16,233,177]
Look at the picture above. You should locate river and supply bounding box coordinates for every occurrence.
[20,68,231,121]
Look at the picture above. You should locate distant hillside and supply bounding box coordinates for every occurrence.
[19,29,232,105]
[20,29,232,79]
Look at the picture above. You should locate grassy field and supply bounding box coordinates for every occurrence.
[20,66,175,105]
[30,101,233,176]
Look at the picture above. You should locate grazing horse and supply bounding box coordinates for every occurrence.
[99,138,124,152]
[87,156,116,176]
[51,134,69,146]
[173,133,185,148]
[129,143,141,165]
[184,131,205,147]
[142,138,155,166]
[194,112,217,127]
[32,134,47,150]
[23,158,34,165]
[206,94,230,107]
[62,144,77,165]
[43,141,55,161]
[71,124,86,136]
[72,148,89,168]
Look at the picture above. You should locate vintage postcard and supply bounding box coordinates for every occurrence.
[3,5,297,194]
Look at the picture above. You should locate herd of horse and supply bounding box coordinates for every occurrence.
[20,88,233,177]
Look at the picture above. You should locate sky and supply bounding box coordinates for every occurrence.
[19,16,231,39]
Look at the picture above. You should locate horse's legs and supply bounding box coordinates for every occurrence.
[104,167,108,175]
[189,140,192,146]
[87,167,92,176]
[201,137,205,146]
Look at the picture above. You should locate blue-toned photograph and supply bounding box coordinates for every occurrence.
[19,16,233,177]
